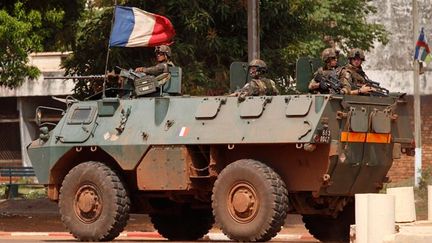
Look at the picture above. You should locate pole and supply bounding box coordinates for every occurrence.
[103,0,118,98]
[412,0,421,186]
[247,0,260,62]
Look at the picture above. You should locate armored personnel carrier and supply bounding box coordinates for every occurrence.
[28,62,414,242]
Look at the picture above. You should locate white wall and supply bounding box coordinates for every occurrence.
[0,52,74,97]
[364,0,432,95]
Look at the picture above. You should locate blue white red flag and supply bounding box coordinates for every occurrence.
[109,6,175,47]
[414,28,431,63]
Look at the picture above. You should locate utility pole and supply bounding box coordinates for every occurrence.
[412,0,421,186]
[247,0,260,62]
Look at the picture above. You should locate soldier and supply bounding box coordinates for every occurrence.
[135,45,175,88]
[340,48,375,95]
[230,59,279,100]
[308,48,350,94]
[135,45,174,75]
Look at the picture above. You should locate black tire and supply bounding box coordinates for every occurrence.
[150,206,214,240]
[59,161,130,241]
[302,202,354,243]
[212,159,289,242]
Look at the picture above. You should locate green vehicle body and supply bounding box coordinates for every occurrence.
[27,60,414,242]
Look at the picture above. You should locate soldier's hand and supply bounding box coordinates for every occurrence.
[319,81,330,90]
[359,85,374,94]
[135,67,144,72]
[228,92,239,97]
[238,94,246,102]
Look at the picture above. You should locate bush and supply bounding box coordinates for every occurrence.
[0,185,5,199]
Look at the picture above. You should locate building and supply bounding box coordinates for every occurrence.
[365,0,432,182]
[0,52,74,167]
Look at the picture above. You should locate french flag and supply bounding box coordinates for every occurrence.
[109,6,175,47]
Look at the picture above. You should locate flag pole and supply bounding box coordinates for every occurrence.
[412,0,422,187]
[102,0,118,98]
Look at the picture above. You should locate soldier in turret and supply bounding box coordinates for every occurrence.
[135,45,174,75]
[308,48,350,94]
[135,45,175,87]
[230,59,279,100]
[340,48,375,95]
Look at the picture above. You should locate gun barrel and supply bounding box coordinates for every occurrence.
[44,75,106,80]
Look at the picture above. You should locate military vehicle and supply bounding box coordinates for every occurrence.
[28,60,414,242]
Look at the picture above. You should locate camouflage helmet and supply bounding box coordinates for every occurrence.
[249,59,267,70]
[348,48,365,61]
[155,45,171,58]
[321,48,337,62]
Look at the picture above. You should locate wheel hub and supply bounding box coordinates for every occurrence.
[74,184,102,223]
[227,182,259,223]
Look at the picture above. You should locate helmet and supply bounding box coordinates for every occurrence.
[155,45,171,58]
[249,59,267,70]
[348,48,365,61]
[321,48,337,62]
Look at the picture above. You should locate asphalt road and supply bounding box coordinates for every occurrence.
[0,198,318,242]
[0,236,318,242]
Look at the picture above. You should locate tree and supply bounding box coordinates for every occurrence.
[0,2,42,87]
[0,0,85,88]
[0,0,86,51]
[63,0,388,98]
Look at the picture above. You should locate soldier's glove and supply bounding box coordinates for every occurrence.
[238,94,246,102]
[319,81,330,90]
[315,73,324,83]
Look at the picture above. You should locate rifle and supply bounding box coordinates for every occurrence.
[314,71,343,94]
[43,66,145,80]
[44,75,107,80]
[352,76,390,97]
[45,67,163,97]
[352,71,389,97]
[364,78,389,97]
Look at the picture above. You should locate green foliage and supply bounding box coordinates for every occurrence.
[0,185,46,199]
[0,0,85,88]
[0,0,86,51]
[0,2,42,87]
[0,185,5,199]
[21,187,47,199]
[64,0,389,98]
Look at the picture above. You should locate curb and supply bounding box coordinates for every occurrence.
[0,231,314,240]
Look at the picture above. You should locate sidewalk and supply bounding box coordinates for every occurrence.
[382,221,432,243]
[0,230,315,241]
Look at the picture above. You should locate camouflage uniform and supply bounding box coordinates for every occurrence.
[136,45,175,86]
[237,77,279,97]
[339,63,367,88]
[234,59,279,100]
[138,45,174,75]
[139,61,174,76]
[339,49,368,94]
[309,66,349,94]
[308,48,350,94]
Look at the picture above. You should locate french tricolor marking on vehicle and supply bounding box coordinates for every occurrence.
[179,127,189,137]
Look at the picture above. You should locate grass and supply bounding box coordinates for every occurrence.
[0,184,47,200]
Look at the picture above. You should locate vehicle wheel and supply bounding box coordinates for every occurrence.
[212,159,289,241]
[59,161,130,241]
[302,202,354,243]
[150,206,214,240]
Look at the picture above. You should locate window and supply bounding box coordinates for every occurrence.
[68,106,96,124]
